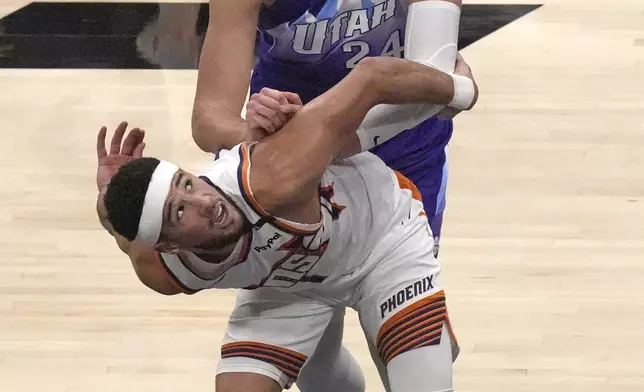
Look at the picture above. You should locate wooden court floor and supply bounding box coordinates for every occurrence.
[0,0,643,391]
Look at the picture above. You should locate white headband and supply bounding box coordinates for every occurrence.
[135,160,179,247]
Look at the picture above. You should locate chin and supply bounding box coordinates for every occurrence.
[194,231,238,251]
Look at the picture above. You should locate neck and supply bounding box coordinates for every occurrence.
[191,240,239,264]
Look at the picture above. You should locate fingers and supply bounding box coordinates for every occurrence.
[259,87,303,108]
[133,142,146,159]
[283,92,303,106]
[121,128,145,156]
[280,104,302,114]
[259,98,289,127]
[254,93,288,117]
[246,89,301,134]
[260,87,288,105]
[109,121,128,154]
[248,93,288,130]
[97,126,108,159]
[246,107,276,134]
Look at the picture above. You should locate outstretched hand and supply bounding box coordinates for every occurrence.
[96,121,146,191]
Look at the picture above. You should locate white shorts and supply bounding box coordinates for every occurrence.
[216,212,459,390]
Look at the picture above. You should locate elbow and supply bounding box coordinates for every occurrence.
[191,107,224,153]
[192,102,247,152]
[192,126,223,154]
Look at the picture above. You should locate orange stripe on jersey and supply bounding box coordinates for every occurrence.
[238,142,271,217]
[376,290,450,365]
[393,170,423,203]
[221,341,307,380]
[237,142,319,235]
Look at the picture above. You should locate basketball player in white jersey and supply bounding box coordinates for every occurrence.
[124,1,470,391]
[96,56,476,392]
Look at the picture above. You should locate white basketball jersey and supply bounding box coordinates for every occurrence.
[159,142,427,294]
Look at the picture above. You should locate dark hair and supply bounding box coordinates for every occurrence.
[104,157,160,241]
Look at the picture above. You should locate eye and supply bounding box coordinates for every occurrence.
[185,180,192,191]
[177,205,185,220]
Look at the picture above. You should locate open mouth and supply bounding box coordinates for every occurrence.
[213,202,227,226]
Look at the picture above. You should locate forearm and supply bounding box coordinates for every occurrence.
[354,102,443,150]
[191,0,261,152]
[191,102,249,152]
[250,58,455,212]
[347,58,461,153]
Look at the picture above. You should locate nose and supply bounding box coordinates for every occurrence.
[184,193,214,215]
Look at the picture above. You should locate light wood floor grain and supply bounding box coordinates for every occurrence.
[0,0,643,391]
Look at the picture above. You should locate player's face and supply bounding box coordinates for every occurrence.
[158,170,247,252]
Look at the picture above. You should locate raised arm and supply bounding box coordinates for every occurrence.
[249,57,464,218]
[191,0,263,153]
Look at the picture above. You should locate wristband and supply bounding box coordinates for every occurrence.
[448,74,475,110]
